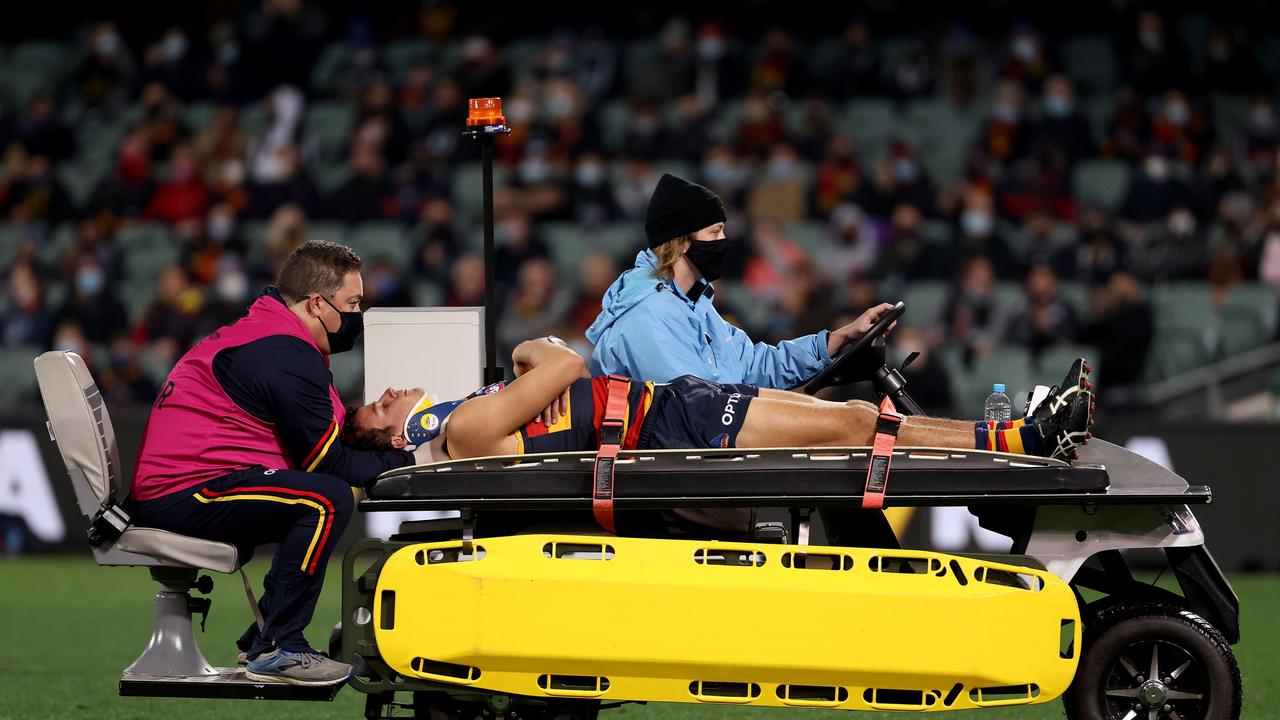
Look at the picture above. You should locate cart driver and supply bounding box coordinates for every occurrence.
[343,337,1095,480]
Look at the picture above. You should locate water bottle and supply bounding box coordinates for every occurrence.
[984,383,1013,423]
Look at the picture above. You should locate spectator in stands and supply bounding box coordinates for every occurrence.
[541,77,598,160]
[743,217,806,302]
[569,152,617,225]
[241,0,327,96]
[357,81,411,166]
[815,18,883,101]
[749,28,800,96]
[1,153,74,224]
[630,19,693,102]
[142,26,202,101]
[568,27,620,105]
[763,259,834,342]
[1194,144,1249,219]
[494,209,551,288]
[813,134,871,217]
[1000,23,1052,92]
[457,35,511,99]
[362,257,413,308]
[261,203,307,276]
[999,139,1075,221]
[193,105,249,175]
[612,157,662,220]
[1121,150,1194,222]
[1127,206,1205,281]
[145,144,208,224]
[1102,86,1154,162]
[510,143,570,220]
[699,144,752,209]
[135,265,203,351]
[194,260,252,338]
[446,254,487,307]
[51,320,94,369]
[870,140,936,215]
[1204,28,1267,95]
[567,253,617,334]
[16,95,74,162]
[497,257,572,357]
[1151,90,1214,166]
[1033,75,1093,165]
[888,40,935,100]
[205,20,249,104]
[1124,10,1191,96]
[1006,263,1079,357]
[99,336,159,406]
[663,95,717,164]
[91,128,155,217]
[412,195,458,283]
[790,98,839,164]
[328,142,392,222]
[956,185,1016,277]
[247,144,317,218]
[1060,207,1129,285]
[54,255,128,344]
[891,325,953,415]
[817,203,879,286]
[976,79,1032,166]
[185,203,247,285]
[138,81,187,163]
[75,21,136,111]
[1077,272,1154,387]
[943,255,1006,364]
[2,262,53,349]
[877,202,950,291]
[746,144,808,224]
[331,18,388,103]
[736,92,787,158]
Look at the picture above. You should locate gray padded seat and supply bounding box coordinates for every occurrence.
[34,350,238,573]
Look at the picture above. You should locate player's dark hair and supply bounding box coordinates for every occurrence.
[341,405,396,452]
[277,240,363,304]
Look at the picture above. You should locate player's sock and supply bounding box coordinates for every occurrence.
[974,421,1040,455]
[982,417,1028,430]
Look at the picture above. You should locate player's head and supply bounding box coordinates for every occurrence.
[342,387,425,451]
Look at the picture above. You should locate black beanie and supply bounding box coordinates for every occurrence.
[644,173,727,248]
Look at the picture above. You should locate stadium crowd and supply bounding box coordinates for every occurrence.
[3,2,1280,416]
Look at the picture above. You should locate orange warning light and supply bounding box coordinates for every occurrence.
[467,97,506,127]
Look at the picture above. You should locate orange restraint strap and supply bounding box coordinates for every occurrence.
[863,395,902,510]
[593,375,631,532]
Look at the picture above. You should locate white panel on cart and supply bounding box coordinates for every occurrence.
[363,307,485,538]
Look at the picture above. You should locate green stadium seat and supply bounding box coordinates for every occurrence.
[594,223,644,263]
[121,282,157,325]
[1145,327,1215,380]
[309,42,350,95]
[410,280,444,307]
[0,346,41,405]
[11,40,67,73]
[0,223,40,267]
[382,39,433,80]
[503,38,546,81]
[1072,159,1130,211]
[785,221,825,256]
[305,101,355,163]
[116,222,170,251]
[541,221,589,279]
[956,347,1035,416]
[840,100,898,163]
[307,221,348,245]
[124,245,180,285]
[715,281,772,335]
[902,281,949,328]
[451,161,508,225]
[1061,34,1118,93]
[918,219,953,245]
[39,223,77,266]
[1222,282,1278,339]
[2,67,54,108]
[1035,344,1101,378]
[994,281,1024,315]
[348,222,411,265]
[597,98,632,153]
[57,162,102,209]
[239,220,268,264]
[1059,282,1090,321]
[182,101,218,132]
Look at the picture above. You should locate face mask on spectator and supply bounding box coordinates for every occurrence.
[545,93,575,120]
[162,34,187,62]
[1165,101,1190,127]
[217,43,239,65]
[518,157,550,184]
[697,37,726,61]
[575,162,605,187]
[55,333,86,355]
[96,32,121,58]
[993,102,1020,124]
[1144,155,1170,182]
[209,214,235,242]
[766,157,799,181]
[1044,94,1073,118]
[702,159,736,187]
[1251,106,1276,133]
[76,267,106,297]
[961,210,995,238]
[1012,36,1038,62]
[216,271,248,304]
[893,157,919,183]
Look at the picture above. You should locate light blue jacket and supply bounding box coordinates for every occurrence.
[585,250,832,387]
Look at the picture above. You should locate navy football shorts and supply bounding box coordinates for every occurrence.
[637,375,760,450]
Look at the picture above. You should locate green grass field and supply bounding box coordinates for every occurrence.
[1,556,1276,720]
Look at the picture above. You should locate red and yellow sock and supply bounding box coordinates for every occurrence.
[974,418,1039,455]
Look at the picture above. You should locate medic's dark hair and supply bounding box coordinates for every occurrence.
[277,240,363,304]
[341,405,396,452]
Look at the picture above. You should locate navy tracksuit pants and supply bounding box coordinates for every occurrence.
[132,466,354,657]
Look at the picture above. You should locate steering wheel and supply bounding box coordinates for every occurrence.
[803,301,906,395]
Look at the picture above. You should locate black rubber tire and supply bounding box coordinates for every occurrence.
[1062,602,1241,720]
[411,692,599,720]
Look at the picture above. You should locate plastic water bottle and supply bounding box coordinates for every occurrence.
[984,383,1013,423]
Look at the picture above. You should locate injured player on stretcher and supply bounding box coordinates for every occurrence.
[342,337,1095,466]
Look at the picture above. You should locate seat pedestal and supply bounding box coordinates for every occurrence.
[118,567,340,701]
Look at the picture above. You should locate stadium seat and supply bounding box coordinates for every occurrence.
[0,346,41,405]
[348,221,411,265]
[595,222,645,263]
[1072,159,1130,211]
[1060,34,1119,93]
[305,101,356,164]
[1036,344,1101,377]
[32,351,240,678]
[840,99,898,164]
[952,347,1035,415]
[411,279,444,307]
[329,344,365,397]
[451,161,509,225]
[1219,283,1279,355]
[785,221,826,256]
[308,220,348,245]
[116,221,171,251]
[382,38,433,80]
[541,220,589,279]
[902,280,949,328]
[309,41,350,95]
[715,281,772,336]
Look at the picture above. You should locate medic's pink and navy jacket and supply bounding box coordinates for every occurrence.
[132,287,412,502]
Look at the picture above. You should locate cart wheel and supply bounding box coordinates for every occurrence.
[1063,603,1241,720]
[412,692,477,720]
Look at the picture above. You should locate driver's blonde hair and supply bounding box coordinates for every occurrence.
[651,234,693,282]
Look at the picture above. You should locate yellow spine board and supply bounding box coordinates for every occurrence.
[373,535,1081,712]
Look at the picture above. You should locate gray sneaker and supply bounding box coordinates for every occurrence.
[236,650,248,666]
[244,648,354,686]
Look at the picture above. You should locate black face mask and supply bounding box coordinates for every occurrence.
[684,238,731,282]
[319,296,364,354]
